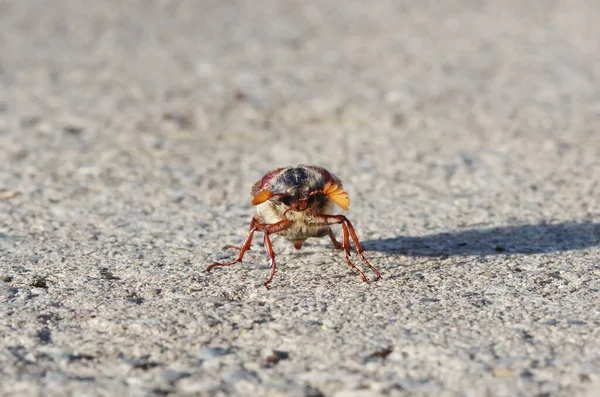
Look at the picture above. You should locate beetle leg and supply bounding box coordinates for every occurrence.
[207,216,261,272]
[262,233,277,288]
[343,218,381,280]
[339,221,367,281]
[255,219,293,288]
[208,217,293,289]
[327,229,344,250]
[220,216,260,251]
[310,214,381,281]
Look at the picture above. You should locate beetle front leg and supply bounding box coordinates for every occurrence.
[310,214,381,281]
[208,217,293,289]
[259,219,293,289]
[207,216,260,272]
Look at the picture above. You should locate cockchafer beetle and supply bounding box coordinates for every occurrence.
[207,165,381,288]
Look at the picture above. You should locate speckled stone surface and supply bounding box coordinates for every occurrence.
[1,1,600,396]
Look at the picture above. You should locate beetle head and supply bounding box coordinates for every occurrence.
[251,165,350,211]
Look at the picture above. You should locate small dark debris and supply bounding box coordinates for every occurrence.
[265,350,290,365]
[127,297,145,305]
[494,245,506,252]
[162,111,195,130]
[30,276,48,288]
[471,298,492,308]
[72,376,95,382]
[530,360,540,369]
[124,356,163,370]
[233,89,246,101]
[38,327,52,344]
[63,125,84,135]
[205,316,221,327]
[150,389,170,397]
[568,320,587,326]
[548,271,562,279]
[461,153,475,167]
[535,277,553,286]
[392,113,405,126]
[457,242,467,247]
[367,346,393,360]
[522,331,534,340]
[68,353,95,362]
[521,369,534,379]
[580,373,591,383]
[2,275,12,282]
[133,359,161,370]
[99,268,120,280]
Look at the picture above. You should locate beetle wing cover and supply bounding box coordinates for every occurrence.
[251,189,273,205]
[250,165,348,208]
[323,181,350,211]
[302,165,343,187]
[251,167,286,205]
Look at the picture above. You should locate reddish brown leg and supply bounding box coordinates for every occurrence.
[207,217,293,289]
[344,219,381,280]
[310,214,381,281]
[340,222,367,281]
[221,216,260,251]
[328,229,344,250]
[207,216,260,272]
[259,219,293,288]
[262,233,277,288]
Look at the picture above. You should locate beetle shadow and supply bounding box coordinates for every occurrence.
[362,222,600,256]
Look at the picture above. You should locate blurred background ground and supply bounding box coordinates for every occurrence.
[1,0,600,396]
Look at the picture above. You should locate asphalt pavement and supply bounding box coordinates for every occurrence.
[1,1,599,396]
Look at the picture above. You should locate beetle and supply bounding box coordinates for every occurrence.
[207,165,381,288]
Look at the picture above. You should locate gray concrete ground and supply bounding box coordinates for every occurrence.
[1,0,600,396]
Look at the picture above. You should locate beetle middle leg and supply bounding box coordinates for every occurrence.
[310,214,381,281]
[221,216,260,251]
[207,216,261,272]
[207,217,293,289]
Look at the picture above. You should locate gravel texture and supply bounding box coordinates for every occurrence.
[1,1,600,396]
